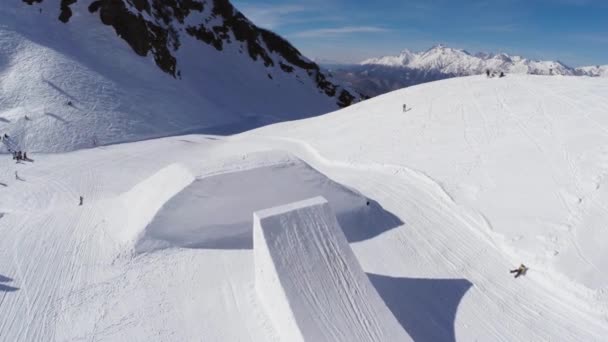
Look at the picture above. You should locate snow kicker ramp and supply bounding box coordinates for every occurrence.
[109,163,195,245]
[254,197,412,342]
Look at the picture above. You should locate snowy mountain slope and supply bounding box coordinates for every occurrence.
[2,75,608,341]
[251,74,608,291]
[576,65,608,77]
[331,44,605,96]
[0,1,358,153]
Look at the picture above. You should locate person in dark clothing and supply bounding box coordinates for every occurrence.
[499,72,506,78]
[79,196,83,206]
[510,264,528,278]
[23,152,27,160]
[486,69,491,77]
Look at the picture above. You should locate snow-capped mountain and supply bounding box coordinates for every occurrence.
[362,44,575,76]
[0,1,358,152]
[327,44,606,97]
[576,65,608,77]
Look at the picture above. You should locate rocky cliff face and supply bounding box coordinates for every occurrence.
[22,0,358,107]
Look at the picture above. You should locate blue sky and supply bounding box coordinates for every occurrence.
[233,0,608,66]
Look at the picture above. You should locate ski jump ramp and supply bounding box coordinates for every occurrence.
[254,197,411,342]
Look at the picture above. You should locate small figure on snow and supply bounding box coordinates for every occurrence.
[403,104,407,112]
[79,196,84,206]
[509,264,528,278]
[499,71,506,78]
[486,69,491,77]
[23,152,28,160]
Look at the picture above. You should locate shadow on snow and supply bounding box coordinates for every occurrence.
[368,273,472,342]
[0,274,19,293]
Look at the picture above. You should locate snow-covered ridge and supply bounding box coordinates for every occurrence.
[19,0,357,107]
[362,44,576,76]
[576,65,608,77]
[0,1,359,153]
[329,44,606,97]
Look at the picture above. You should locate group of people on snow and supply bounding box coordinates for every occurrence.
[486,69,506,78]
[12,150,28,162]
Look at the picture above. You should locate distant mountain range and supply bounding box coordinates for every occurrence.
[327,45,607,97]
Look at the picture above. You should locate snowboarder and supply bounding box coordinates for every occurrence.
[79,196,83,206]
[403,104,407,112]
[510,264,528,278]
[499,71,506,78]
[23,152,27,160]
[486,69,490,77]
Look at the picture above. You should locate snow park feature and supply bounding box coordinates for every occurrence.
[111,163,195,245]
[135,155,401,252]
[253,197,412,342]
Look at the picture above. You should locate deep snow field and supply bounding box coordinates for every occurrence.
[2,74,608,341]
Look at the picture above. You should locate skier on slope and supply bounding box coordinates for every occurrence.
[510,264,528,278]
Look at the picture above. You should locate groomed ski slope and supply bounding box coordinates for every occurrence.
[1,75,608,341]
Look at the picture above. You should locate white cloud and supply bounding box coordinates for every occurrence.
[292,26,391,38]
[237,4,309,29]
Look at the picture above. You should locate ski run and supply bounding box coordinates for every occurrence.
[1,74,608,341]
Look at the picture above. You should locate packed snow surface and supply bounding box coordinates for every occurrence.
[254,197,411,341]
[1,75,608,341]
